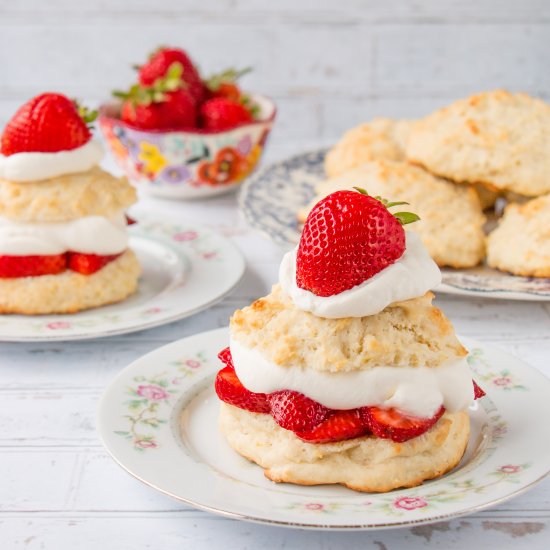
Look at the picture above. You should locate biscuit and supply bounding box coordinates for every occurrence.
[325,118,412,177]
[299,160,486,268]
[0,166,137,222]
[405,90,550,197]
[219,403,469,493]
[0,249,141,314]
[487,194,550,277]
[230,285,466,373]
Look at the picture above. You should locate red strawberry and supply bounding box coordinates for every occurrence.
[1,93,94,156]
[297,410,367,444]
[296,189,420,297]
[473,380,485,399]
[267,390,330,432]
[138,47,205,104]
[0,254,67,278]
[360,405,445,443]
[199,97,254,131]
[68,252,121,275]
[120,88,197,130]
[125,215,137,225]
[205,67,252,102]
[215,365,271,414]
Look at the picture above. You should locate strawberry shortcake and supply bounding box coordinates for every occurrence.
[0,93,140,314]
[215,188,484,492]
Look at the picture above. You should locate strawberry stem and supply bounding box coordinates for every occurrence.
[352,187,420,225]
[205,67,253,91]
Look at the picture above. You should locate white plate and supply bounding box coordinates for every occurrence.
[99,327,550,530]
[239,150,550,301]
[0,221,244,342]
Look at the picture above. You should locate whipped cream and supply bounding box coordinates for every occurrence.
[279,232,441,319]
[0,140,103,182]
[230,338,474,418]
[0,212,128,256]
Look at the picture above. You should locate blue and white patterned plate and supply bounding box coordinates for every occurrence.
[239,150,550,301]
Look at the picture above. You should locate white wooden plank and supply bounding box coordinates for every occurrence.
[1,514,549,550]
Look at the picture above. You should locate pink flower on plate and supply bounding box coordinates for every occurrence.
[144,307,162,315]
[174,230,198,242]
[202,251,217,260]
[304,503,324,511]
[136,384,169,401]
[185,359,201,369]
[135,439,157,449]
[493,376,512,387]
[499,464,521,474]
[394,496,428,511]
[47,321,71,330]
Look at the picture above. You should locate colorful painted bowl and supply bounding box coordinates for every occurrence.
[98,94,276,199]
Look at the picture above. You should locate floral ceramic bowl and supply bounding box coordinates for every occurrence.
[98,94,276,199]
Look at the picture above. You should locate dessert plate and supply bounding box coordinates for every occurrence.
[99,327,550,530]
[239,150,550,301]
[0,221,244,342]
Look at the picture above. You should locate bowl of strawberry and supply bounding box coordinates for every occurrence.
[99,47,276,199]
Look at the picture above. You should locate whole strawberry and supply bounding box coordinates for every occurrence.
[115,64,197,130]
[296,188,420,297]
[138,47,205,105]
[205,67,252,102]
[1,93,94,156]
[199,97,254,131]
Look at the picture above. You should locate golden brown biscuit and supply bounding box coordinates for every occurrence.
[405,90,550,197]
[487,194,550,277]
[0,166,137,222]
[230,285,466,373]
[219,403,469,493]
[0,249,140,314]
[299,160,486,268]
[325,118,412,177]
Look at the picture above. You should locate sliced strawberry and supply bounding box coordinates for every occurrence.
[297,409,367,444]
[68,252,121,275]
[0,254,67,278]
[218,346,233,367]
[215,365,270,413]
[360,405,445,443]
[267,390,330,433]
[125,215,137,225]
[473,380,485,399]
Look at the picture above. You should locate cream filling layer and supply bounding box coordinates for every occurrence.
[0,212,129,256]
[279,232,442,319]
[0,140,104,182]
[230,338,474,418]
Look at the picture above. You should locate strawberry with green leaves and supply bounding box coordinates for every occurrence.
[1,93,96,156]
[115,64,197,130]
[296,188,420,297]
[137,47,205,105]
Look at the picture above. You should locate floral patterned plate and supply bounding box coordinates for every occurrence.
[239,150,550,301]
[0,221,244,342]
[98,328,550,530]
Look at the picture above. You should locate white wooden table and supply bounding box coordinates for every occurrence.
[1,147,550,549]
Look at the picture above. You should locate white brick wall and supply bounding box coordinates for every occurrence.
[0,0,548,150]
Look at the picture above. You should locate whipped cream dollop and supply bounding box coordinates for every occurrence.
[0,212,129,256]
[279,232,441,319]
[230,338,474,418]
[0,140,103,182]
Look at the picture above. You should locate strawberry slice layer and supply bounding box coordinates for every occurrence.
[0,251,123,278]
[215,348,486,445]
[360,405,445,443]
[215,348,270,413]
[297,410,367,443]
[68,252,121,275]
[0,254,67,278]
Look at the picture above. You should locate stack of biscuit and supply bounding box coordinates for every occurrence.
[304,90,550,277]
[0,93,140,314]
